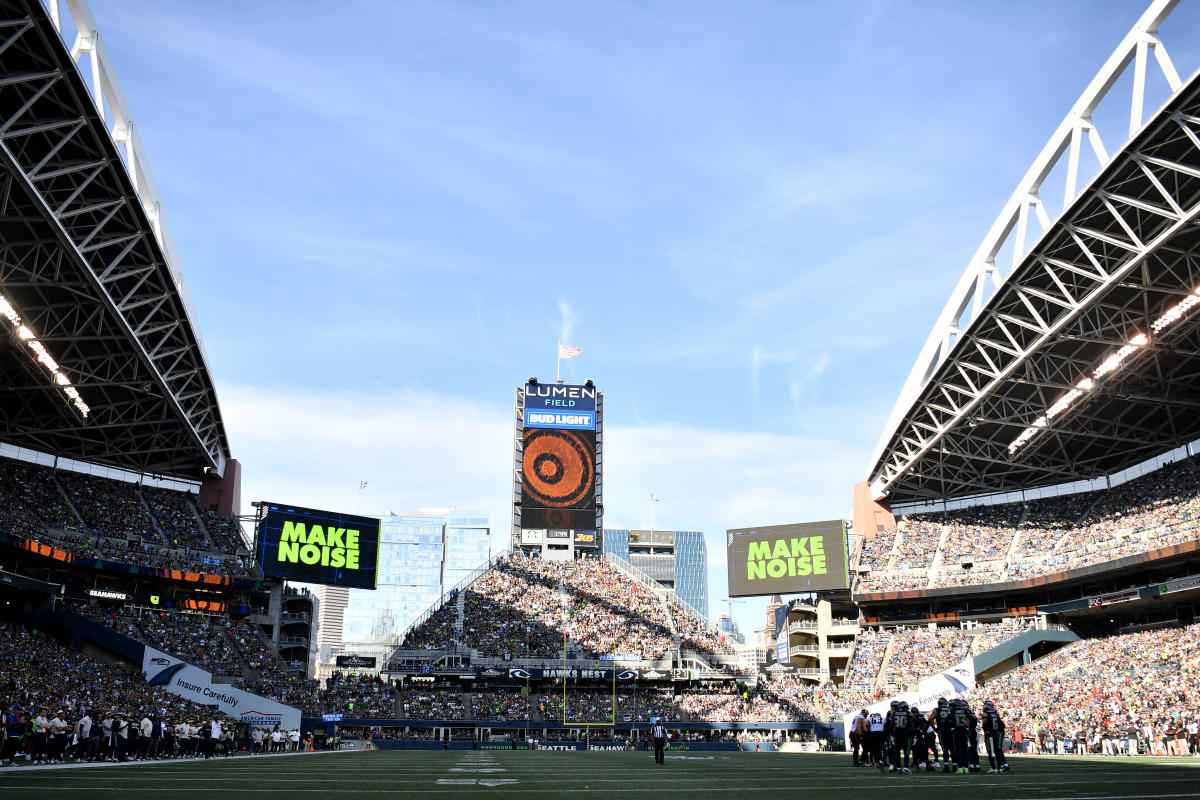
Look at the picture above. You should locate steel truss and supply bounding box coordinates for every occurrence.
[0,0,227,477]
[870,0,1200,502]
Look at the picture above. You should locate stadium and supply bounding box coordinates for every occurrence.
[1,0,1199,798]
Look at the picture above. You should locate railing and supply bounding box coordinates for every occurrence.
[605,552,714,628]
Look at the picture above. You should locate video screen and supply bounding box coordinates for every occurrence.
[520,427,596,530]
[256,502,380,590]
[726,520,849,597]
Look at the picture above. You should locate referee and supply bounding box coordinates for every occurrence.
[650,720,667,765]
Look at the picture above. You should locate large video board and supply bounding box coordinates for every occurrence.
[256,503,380,590]
[520,426,596,530]
[726,520,849,597]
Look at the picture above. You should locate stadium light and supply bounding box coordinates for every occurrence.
[0,290,90,418]
[1009,284,1200,454]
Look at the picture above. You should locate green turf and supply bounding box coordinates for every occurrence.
[0,751,1197,798]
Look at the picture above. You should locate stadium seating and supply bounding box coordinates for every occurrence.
[0,620,237,735]
[855,454,1200,593]
[970,622,1200,754]
[0,455,253,579]
[71,602,283,679]
[400,555,735,664]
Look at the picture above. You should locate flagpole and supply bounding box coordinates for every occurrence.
[556,341,562,382]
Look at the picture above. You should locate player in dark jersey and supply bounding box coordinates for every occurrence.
[981,700,1009,773]
[885,701,911,773]
[924,707,941,771]
[951,699,972,774]
[935,697,955,773]
[966,700,981,772]
[909,703,928,770]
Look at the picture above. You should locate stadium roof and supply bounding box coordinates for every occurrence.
[0,0,228,479]
[869,0,1200,504]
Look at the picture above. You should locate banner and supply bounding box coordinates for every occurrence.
[507,667,638,681]
[336,655,377,669]
[840,656,975,748]
[1159,574,1200,595]
[142,646,300,730]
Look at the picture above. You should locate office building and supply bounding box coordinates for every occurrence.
[314,509,489,678]
[603,528,708,619]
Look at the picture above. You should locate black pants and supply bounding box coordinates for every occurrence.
[985,731,1006,769]
[911,730,927,766]
[653,738,665,764]
[953,729,970,770]
[867,731,884,764]
[891,729,910,770]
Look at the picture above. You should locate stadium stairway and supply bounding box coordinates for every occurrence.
[17,605,144,664]
[883,531,902,572]
[186,499,218,550]
[872,637,897,692]
[455,589,466,638]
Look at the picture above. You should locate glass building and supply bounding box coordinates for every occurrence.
[602,529,708,618]
[322,510,490,673]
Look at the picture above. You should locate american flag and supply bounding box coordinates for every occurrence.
[558,343,581,359]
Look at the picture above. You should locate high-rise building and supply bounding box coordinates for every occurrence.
[603,529,708,619]
[314,510,490,678]
[716,613,744,644]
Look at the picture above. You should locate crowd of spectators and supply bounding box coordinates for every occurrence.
[0,621,239,764]
[971,622,1200,755]
[197,508,249,553]
[141,487,211,551]
[0,459,81,535]
[320,674,399,717]
[402,555,734,666]
[57,471,158,542]
[855,453,1200,593]
[473,689,530,721]
[0,456,255,580]
[69,603,281,679]
[844,629,889,691]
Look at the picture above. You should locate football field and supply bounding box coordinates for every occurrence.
[0,750,1197,799]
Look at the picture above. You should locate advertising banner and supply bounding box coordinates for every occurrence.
[726,520,849,597]
[507,667,638,681]
[524,383,597,414]
[521,529,545,545]
[256,502,380,590]
[1159,574,1200,595]
[142,646,300,729]
[336,655,377,669]
[840,657,976,749]
[574,531,596,546]
[1088,589,1139,607]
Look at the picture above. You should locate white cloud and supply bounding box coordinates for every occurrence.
[557,298,577,345]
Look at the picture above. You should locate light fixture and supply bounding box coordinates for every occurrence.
[1009,282,1200,454]
[0,290,89,417]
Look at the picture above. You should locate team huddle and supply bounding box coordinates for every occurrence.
[851,698,1009,775]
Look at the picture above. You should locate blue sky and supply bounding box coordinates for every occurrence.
[84,0,1200,636]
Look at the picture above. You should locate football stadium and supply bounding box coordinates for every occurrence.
[1,0,1200,797]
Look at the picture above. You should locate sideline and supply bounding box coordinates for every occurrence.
[0,748,355,773]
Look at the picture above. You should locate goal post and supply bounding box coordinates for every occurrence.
[561,632,617,727]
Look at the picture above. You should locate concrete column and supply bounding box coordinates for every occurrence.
[817,600,832,682]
